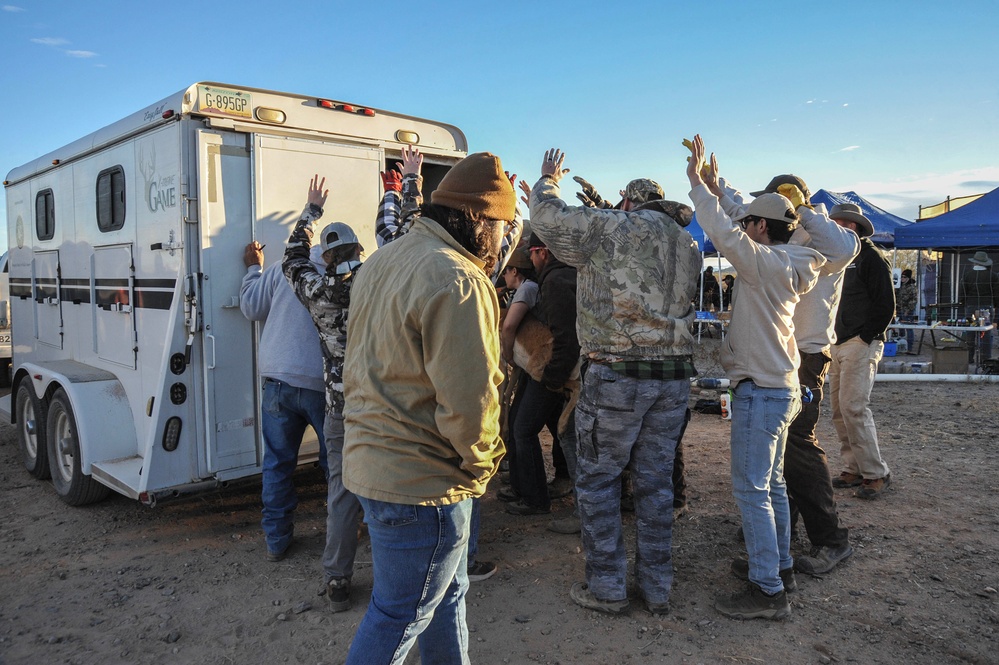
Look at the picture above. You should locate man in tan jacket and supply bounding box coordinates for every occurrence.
[341,152,514,665]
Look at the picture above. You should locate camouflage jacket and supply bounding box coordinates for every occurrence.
[529,176,701,363]
[282,203,357,415]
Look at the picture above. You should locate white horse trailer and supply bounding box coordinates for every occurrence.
[3,82,467,505]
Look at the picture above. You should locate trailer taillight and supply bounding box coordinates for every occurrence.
[316,99,375,116]
[318,99,335,109]
[162,417,182,452]
[162,110,175,119]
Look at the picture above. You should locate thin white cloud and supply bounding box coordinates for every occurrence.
[806,100,814,104]
[842,166,999,219]
[837,146,861,152]
[31,37,68,46]
[3,5,25,11]
[65,50,97,58]
[842,103,849,107]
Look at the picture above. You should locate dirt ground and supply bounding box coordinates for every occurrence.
[2,364,998,665]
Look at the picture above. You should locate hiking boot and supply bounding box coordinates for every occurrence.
[265,541,291,562]
[855,475,891,499]
[570,582,628,615]
[467,560,497,582]
[548,477,574,499]
[497,485,519,502]
[715,583,791,620]
[505,500,551,516]
[730,558,797,592]
[547,513,581,534]
[832,472,864,488]
[325,577,352,613]
[643,596,670,615]
[794,544,854,576]
[673,503,689,521]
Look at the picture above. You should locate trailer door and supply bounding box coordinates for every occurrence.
[93,243,136,368]
[34,250,62,348]
[196,130,258,474]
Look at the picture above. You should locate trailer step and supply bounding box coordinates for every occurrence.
[90,456,144,500]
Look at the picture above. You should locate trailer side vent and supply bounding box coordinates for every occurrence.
[170,382,187,405]
[170,353,186,375]
[162,417,182,452]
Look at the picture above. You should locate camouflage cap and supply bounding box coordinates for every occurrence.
[624,178,664,205]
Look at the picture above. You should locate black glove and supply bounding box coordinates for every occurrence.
[573,176,611,209]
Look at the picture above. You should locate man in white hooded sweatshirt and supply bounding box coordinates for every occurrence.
[686,135,845,619]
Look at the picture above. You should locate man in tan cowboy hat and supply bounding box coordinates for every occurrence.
[960,250,998,362]
[828,202,895,500]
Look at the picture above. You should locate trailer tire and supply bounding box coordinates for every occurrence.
[46,389,110,506]
[16,381,50,479]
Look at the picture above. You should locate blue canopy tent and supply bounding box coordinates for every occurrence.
[809,190,912,248]
[894,186,999,249]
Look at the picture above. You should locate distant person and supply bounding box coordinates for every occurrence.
[828,203,895,499]
[240,240,328,564]
[341,152,513,664]
[896,268,918,351]
[700,266,721,310]
[531,148,700,617]
[722,274,736,311]
[959,251,998,362]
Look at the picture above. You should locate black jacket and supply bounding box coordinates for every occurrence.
[534,258,581,390]
[835,237,895,344]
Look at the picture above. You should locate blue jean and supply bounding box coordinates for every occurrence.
[730,380,800,595]
[260,379,327,555]
[466,497,481,568]
[346,497,472,665]
[574,363,688,606]
[322,414,361,582]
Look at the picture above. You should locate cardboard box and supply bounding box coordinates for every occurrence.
[932,346,969,374]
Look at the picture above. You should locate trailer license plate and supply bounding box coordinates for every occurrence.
[197,85,252,119]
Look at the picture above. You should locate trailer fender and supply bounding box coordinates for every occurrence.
[16,360,137,474]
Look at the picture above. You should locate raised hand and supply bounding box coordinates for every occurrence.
[400,144,423,176]
[776,183,813,210]
[380,169,402,193]
[573,176,606,208]
[519,179,532,207]
[541,148,570,183]
[308,174,329,210]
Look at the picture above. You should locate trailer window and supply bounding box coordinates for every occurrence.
[97,166,126,232]
[35,189,55,240]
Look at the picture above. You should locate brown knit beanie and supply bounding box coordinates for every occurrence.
[431,152,517,221]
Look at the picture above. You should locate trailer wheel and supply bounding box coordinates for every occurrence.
[46,389,110,506]
[16,381,49,479]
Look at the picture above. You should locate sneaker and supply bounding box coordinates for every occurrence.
[570,582,628,615]
[325,578,352,613]
[794,544,854,576]
[715,583,791,620]
[548,477,574,499]
[832,472,863,488]
[730,558,797,593]
[467,560,497,582]
[855,475,891,499]
[547,513,581,534]
[497,485,519,502]
[505,500,551,516]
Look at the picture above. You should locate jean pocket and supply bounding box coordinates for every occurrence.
[584,366,636,413]
[262,381,281,416]
[575,406,598,462]
[763,394,798,434]
[365,500,418,527]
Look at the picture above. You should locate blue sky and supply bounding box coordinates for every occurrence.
[2,0,998,253]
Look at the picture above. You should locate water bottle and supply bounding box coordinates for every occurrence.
[720,390,732,420]
[696,378,731,389]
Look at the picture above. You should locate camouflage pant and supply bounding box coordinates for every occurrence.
[574,363,689,605]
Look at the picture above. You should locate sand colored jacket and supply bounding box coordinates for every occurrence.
[342,216,504,506]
